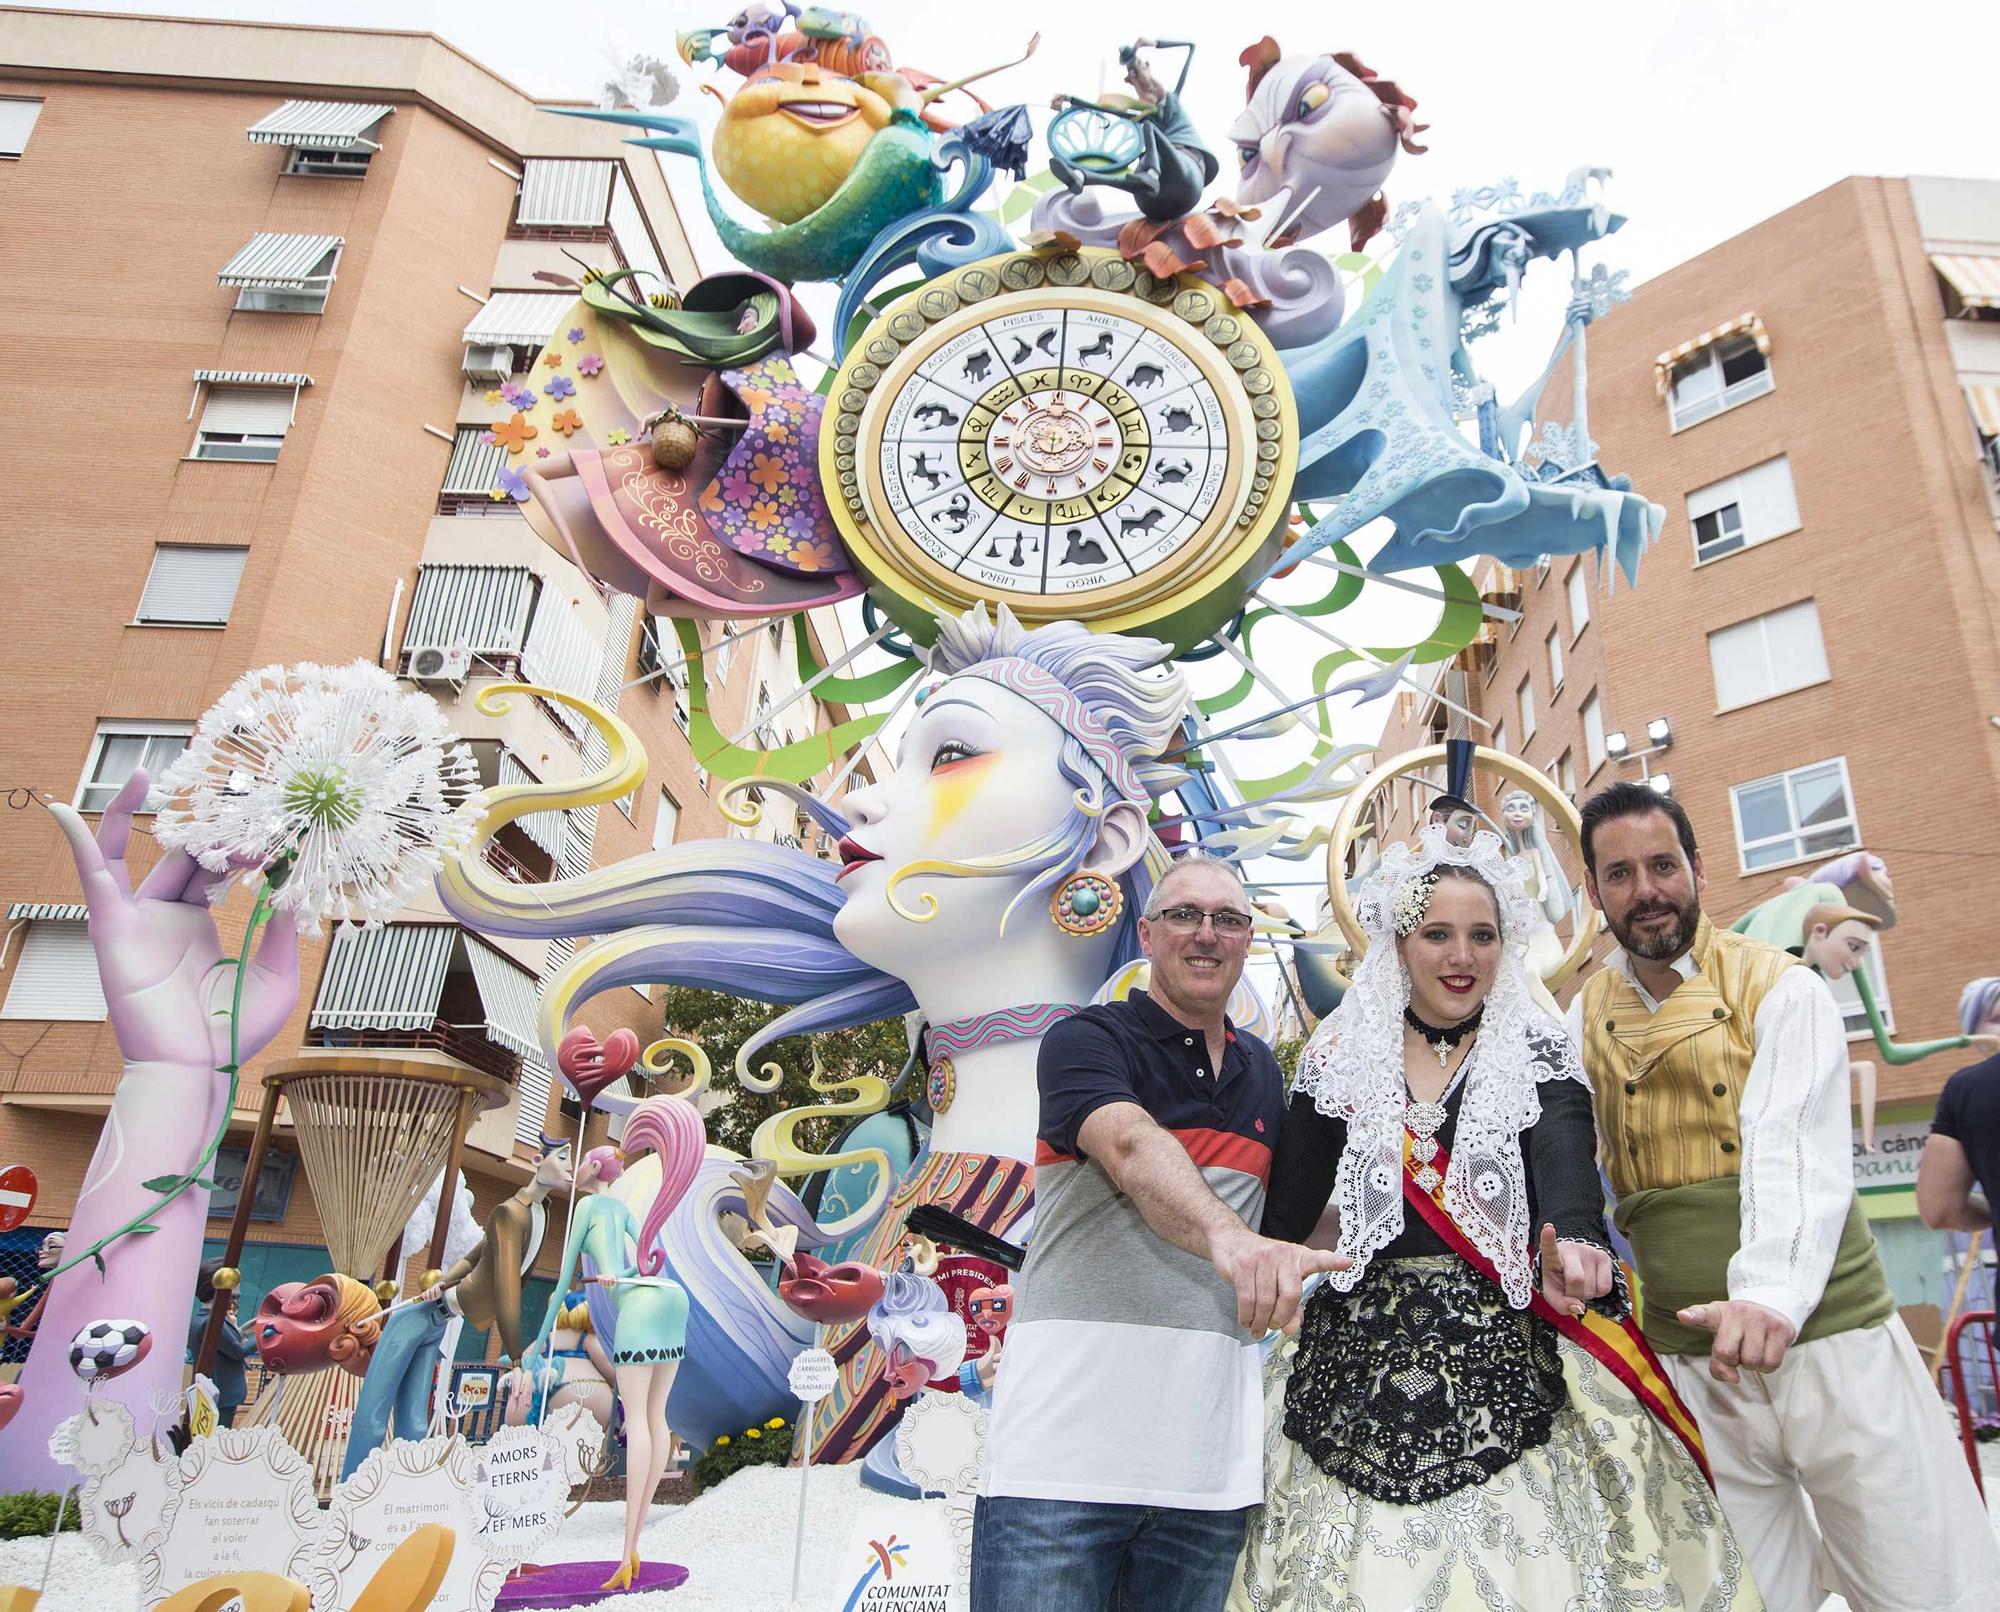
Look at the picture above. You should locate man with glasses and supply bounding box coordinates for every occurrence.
[975,855,1344,1611]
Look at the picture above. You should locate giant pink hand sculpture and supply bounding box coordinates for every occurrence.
[0,770,299,1493]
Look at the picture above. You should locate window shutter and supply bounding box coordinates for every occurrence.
[1736,456,1800,540]
[199,386,293,437]
[137,546,248,624]
[2,922,107,1021]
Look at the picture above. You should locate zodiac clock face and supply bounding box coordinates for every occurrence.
[821,249,1298,650]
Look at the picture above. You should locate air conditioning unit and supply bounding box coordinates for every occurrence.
[463,345,512,384]
[409,645,473,685]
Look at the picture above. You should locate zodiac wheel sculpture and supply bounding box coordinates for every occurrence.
[822,247,1298,653]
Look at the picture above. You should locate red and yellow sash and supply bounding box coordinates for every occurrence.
[1400,1134,1714,1489]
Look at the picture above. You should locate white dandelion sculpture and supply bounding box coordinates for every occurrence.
[154,661,484,930]
[62,664,487,1273]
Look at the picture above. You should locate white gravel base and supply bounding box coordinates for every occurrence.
[6,1443,1994,1607]
[0,1464,914,1610]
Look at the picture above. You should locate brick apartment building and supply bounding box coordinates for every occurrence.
[1366,175,2000,1311]
[0,8,874,1364]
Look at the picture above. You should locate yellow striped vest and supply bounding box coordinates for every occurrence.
[1581,912,1798,1196]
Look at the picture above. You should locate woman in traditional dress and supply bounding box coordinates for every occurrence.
[1233,825,1759,1610]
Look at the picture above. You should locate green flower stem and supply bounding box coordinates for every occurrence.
[45,879,277,1283]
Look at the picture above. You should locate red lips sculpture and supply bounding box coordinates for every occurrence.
[557,1024,642,1109]
[777,1252,886,1325]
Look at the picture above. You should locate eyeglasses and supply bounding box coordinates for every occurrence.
[1148,903,1255,938]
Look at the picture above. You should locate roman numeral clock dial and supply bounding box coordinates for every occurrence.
[819,248,1298,656]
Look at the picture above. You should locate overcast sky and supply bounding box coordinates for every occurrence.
[62,0,1997,945]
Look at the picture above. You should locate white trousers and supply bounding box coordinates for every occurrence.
[1663,1316,1999,1612]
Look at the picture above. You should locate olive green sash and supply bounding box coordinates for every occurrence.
[1613,1175,1895,1355]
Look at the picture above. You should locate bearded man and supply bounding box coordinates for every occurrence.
[1565,780,1997,1612]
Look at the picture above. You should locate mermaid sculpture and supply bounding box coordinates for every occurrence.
[527,1097,705,1590]
[438,603,1209,1465]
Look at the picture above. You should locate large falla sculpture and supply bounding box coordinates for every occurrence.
[433,22,1663,1484]
[6,20,1668,1544]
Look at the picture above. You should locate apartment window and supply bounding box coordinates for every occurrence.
[1730,757,1860,872]
[436,427,512,515]
[248,100,392,173]
[1492,723,1506,757]
[286,147,371,177]
[767,618,786,647]
[135,545,248,626]
[514,158,614,229]
[1544,628,1563,692]
[402,563,538,670]
[192,385,294,462]
[0,98,43,159]
[653,789,680,852]
[2,922,106,1020]
[753,682,775,746]
[1565,564,1590,640]
[1581,692,1605,774]
[1709,600,1829,712]
[1824,934,1893,1039]
[219,235,342,314]
[669,664,691,733]
[1550,748,1576,796]
[1688,455,1800,564]
[76,722,192,813]
[1517,675,1536,740]
[1668,333,1773,429]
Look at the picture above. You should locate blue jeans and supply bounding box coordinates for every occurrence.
[341,1299,450,1479]
[971,1495,1252,1612]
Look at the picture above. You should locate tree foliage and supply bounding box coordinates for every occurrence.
[658,986,912,1158]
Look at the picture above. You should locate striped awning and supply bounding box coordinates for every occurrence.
[516,159,615,228]
[309,923,455,1031]
[247,100,394,151]
[1654,313,1770,397]
[193,369,314,387]
[498,751,571,862]
[1933,254,2000,311]
[464,937,542,1062]
[7,902,88,922]
[217,233,342,290]
[403,564,537,656]
[522,591,607,742]
[1965,383,2000,438]
[461,292,573,348]
[441,428,509,497]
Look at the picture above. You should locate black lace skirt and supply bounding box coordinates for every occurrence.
[1280,1253,1566,1506]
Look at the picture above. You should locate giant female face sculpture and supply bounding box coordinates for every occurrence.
[833,673,1151,1022]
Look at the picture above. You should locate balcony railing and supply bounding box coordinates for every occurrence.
[303,1021,521,1084]
[482,837,548,885]
[435,493,528,518]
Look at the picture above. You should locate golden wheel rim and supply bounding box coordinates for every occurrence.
[1326,744,1600,989]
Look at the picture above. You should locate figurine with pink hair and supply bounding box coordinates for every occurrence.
[527,1095,705,1591]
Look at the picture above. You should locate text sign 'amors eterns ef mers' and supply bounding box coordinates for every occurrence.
[821,248,1299,653]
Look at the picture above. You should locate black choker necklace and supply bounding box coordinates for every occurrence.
[1404,1004,1484,1068]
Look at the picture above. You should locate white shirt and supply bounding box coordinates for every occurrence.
[1566,946,1853,1339]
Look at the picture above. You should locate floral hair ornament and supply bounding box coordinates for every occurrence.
[1390,870,1442,936]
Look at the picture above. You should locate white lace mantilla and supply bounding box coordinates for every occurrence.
[1294,826,1588,1307]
